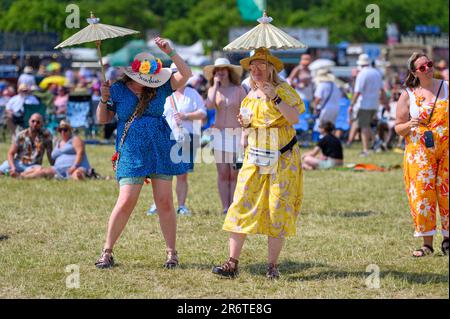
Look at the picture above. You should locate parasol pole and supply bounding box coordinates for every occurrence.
[89,12,106,82]
[263,11,269,92]
[96,40,106,82]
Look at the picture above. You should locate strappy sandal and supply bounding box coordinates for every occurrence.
[266,263,280,280]
[95,249,115,269]
[412,244,434,257]
[212,257,239,278]
[163,250,179,269]
[441,238,449,256]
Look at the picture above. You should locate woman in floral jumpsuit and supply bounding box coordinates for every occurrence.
[396,52,449,257]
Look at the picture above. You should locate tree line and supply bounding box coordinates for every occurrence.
[0,0,448,54]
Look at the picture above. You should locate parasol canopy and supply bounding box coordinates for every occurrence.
[54,12,139,81]
[223,11,306,51]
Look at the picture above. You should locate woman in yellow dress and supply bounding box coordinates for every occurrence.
[212,48,305,279]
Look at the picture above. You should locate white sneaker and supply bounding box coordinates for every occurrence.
[177,206,191,216]
[146,203,157,216]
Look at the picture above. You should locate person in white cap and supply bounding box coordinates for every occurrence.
[95,37,193,270]
[203,57,247,215]
[5,83,40,138]
[349,53,389,156]
[17,66,36,88]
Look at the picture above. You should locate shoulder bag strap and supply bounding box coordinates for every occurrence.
[427,80,444,126]
[318,82,334,115]
[117,106,139,152]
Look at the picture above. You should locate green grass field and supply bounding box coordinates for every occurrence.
[0,141,448,299]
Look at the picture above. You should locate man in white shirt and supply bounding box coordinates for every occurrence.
[5,83,40,137]
[313,69,342,132]
[349,54,389,156]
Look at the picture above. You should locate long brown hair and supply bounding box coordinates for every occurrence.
[208,67,241,87]
[119,74,156,117]
[404,52,428,88]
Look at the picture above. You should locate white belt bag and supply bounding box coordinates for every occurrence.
[248,147,279,167]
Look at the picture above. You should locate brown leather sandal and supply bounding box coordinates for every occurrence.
[266,263,280,279]
[163,250,179,269]
[95,249,115,269]
[412,245,434,257]
[212,257,239,278]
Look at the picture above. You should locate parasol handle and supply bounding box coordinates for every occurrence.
[96,40,106,82]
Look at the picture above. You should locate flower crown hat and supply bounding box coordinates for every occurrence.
[123,52,171,88]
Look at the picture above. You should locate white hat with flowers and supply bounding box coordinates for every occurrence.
[123,52,171,88]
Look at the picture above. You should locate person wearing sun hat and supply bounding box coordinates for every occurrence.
[212,47,305,280]
[5,83,40,138]
[312,68,342,133]
[95,37,193,270]
[203,58,247,215]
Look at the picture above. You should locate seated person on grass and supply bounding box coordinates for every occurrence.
[302,121,343,170]
[0,113,53,177]
[23,120,91,181]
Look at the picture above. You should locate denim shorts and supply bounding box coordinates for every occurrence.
[318,158,343,170]
[0,160,39,174]
[118,174,173,186]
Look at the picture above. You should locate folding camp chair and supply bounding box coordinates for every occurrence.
[66,94,91,136]
[23,103,47,128]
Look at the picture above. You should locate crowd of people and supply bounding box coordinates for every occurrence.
[1,39,448,277]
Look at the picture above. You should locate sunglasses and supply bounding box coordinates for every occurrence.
[31,120,41,124]
[58,128,69,132]
[249,63,267,72]
[416,61,433,72]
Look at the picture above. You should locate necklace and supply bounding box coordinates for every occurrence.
[415,81,436,106]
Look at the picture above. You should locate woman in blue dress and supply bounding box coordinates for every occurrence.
[95,37,193,269]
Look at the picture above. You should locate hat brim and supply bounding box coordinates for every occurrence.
[314,75,336,84]
[123,68,172,88]
[240,55,284,73]
[203,64,243,84]
[357,60,370,66]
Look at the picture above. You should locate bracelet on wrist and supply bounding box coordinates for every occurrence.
[168,50,177,58]
[272,95,282,105]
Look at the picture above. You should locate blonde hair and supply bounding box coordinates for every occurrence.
[404,52,429,88]
[249,62,283,92]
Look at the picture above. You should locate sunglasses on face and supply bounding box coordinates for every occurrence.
[58,128,69,133]
[416,61,433,72]
[249,63,267,72]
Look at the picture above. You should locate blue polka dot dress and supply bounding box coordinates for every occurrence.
[107,80,188,179]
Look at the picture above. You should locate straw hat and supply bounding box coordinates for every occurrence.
[314,68,336,84]
[56,120,72,133]
[18,83,30,92]
[240,48,284,73]
[123,52,171,88]
[356,53,371,66]
[203,58,243,84]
